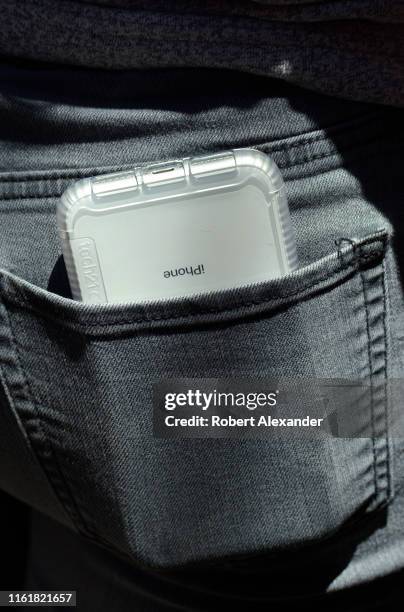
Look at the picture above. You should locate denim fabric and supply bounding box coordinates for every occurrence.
[0,64,404,609]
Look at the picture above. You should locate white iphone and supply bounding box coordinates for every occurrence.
[57,148,297,303]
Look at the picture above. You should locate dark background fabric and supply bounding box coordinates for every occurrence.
[0,0,403,106]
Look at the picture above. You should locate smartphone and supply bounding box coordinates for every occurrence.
[57,148,297,303]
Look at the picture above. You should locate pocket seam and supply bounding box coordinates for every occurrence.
[360,247,392,509]
[0,110,384,189]
[0,241,387,334]
[0,298,94,539]
[1,300,139,557]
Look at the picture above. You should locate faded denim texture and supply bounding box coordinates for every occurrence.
[0,64,404,609]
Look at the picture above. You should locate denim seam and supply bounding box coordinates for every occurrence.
[262,131,387,158]
[373,261,390,503]
[0,137,388,202]
[264,115,381,152]
[359,253,391,508]
[16,357,124,555]
[0,291,155,557]
[6,316,125,555]
[359,268,379,502]
[2,142,400,203]
[2,302,97,540]
[0,133,359,184]
[0,113,394,202]
[0,194,64,202]
[0,122,388,186]
[0,113,382,185]
[0,247,386,335]
[265,136,401,171]
[0,137,343,185]
[1,313,149,559]
[381,257,392,502]
[17,340,102,541]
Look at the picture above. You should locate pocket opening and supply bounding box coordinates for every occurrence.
[0,229,389,335]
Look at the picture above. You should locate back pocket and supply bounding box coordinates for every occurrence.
[0,229,393,568]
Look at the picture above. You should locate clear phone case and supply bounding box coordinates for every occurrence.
[58,148,297,303]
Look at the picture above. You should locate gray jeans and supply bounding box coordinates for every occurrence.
[0,64,403,610]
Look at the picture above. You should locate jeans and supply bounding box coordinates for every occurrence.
[0,63,404,610]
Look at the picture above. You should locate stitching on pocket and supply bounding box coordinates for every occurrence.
[0,241,387,335]
[359,246,391,509]
[360,264,379,503]
[0,300,96,540]
[1,308,144,559]
[2,307,128,557]
[381,258,392,502]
